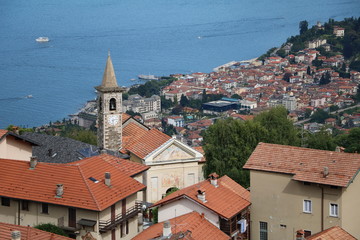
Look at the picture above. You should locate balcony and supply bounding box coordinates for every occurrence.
[99,202,142,233]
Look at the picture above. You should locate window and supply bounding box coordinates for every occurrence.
[126,220,129,234]
[330,203,339,217]
[21,200,29,211]
[109,98,116,111]
[1,197,10,207]
[303,200,312,213]
[42,203,48,214]
[260,221,268,240]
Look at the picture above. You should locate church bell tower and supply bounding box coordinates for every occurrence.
[95,53,125,151]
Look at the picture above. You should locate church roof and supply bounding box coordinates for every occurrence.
[95,54,125,92]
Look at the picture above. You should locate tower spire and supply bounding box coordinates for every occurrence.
[95,53,124,92]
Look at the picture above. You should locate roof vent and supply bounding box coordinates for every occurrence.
[29,156,38,169]
[197,188,207,203]
[163,220,172,237]
[56,184,64,198]
[208,172,219,187]
[11,230,21,240]
[105,172,111,187]
[323,167,329,178]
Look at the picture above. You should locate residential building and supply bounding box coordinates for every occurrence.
[123,94,161,114]
[0,129,38,161]
[243,142,360,239]
[239,99,257,110]
[333,26,345,37]
[151,174,251,239]
[166,116,185,128]
[0,154,149,240]
[132,211,230,240]
[282,93,297,111]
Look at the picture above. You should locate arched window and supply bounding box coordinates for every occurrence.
[109,98,116,111]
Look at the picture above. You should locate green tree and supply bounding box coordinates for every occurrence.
[310,109,330,123]
[319,71,331,85]
[34,223,68,237]
[253,106,300,146]
[161,96,174,110]
[203,106,301,187]
[299,20,309,35]
[180,94,190,107]
[335,127,360,153]
[306,129,336,151]
[203,119,267,187]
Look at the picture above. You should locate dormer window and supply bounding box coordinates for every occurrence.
[109,98,116,111]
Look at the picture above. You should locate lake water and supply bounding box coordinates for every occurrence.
[0,0,359,128]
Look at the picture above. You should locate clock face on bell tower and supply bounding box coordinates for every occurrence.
[95,53,125,151]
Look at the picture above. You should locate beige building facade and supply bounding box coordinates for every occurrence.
[244,142,360,240]
[0,130,36,161]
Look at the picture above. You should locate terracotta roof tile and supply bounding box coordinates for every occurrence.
[132,212,230,240]
[306,226,357,240]
[124,128,171,159]
[152,175,250,219]
[244,143,360,187]
[0,129,8,139]
[0,222,73,240]
[0,154,148,211]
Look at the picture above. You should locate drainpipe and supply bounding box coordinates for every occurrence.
[18,200,21,225]
[320,186,324,231]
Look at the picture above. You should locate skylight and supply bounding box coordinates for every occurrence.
[89,177,99,183]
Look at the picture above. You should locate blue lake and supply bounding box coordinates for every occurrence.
[0,0,359,128]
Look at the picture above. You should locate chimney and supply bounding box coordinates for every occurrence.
[11,230,21,240]
[208,172,219,187]
[323,167,329,178]
[197,188,207,203]
[105,172,111,187]
[296,229,305,240]
[29,156,38,169]
[56,184,64,198]
[163,220,172,237]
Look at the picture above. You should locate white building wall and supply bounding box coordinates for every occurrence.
[158,198,220,228]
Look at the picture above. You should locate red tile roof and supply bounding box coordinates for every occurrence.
[132,212,230,240]
[244,143,360,187]
[306,226,356,240]
[152,175,250,219]
[0,129,8,139]
[123,127,171,159]
[0,222,73,240]
[0,154,148,211]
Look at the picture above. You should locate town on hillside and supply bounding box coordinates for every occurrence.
[1,18,360,240]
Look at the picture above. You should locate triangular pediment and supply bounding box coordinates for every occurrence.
[153,143,194,162]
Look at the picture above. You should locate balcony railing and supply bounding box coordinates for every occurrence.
[99,202,142,233]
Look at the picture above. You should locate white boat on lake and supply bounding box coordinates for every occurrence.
[36,37,49,42]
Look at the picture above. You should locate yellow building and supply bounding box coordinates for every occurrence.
[244,142,360,240]
[0,154,149,240]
